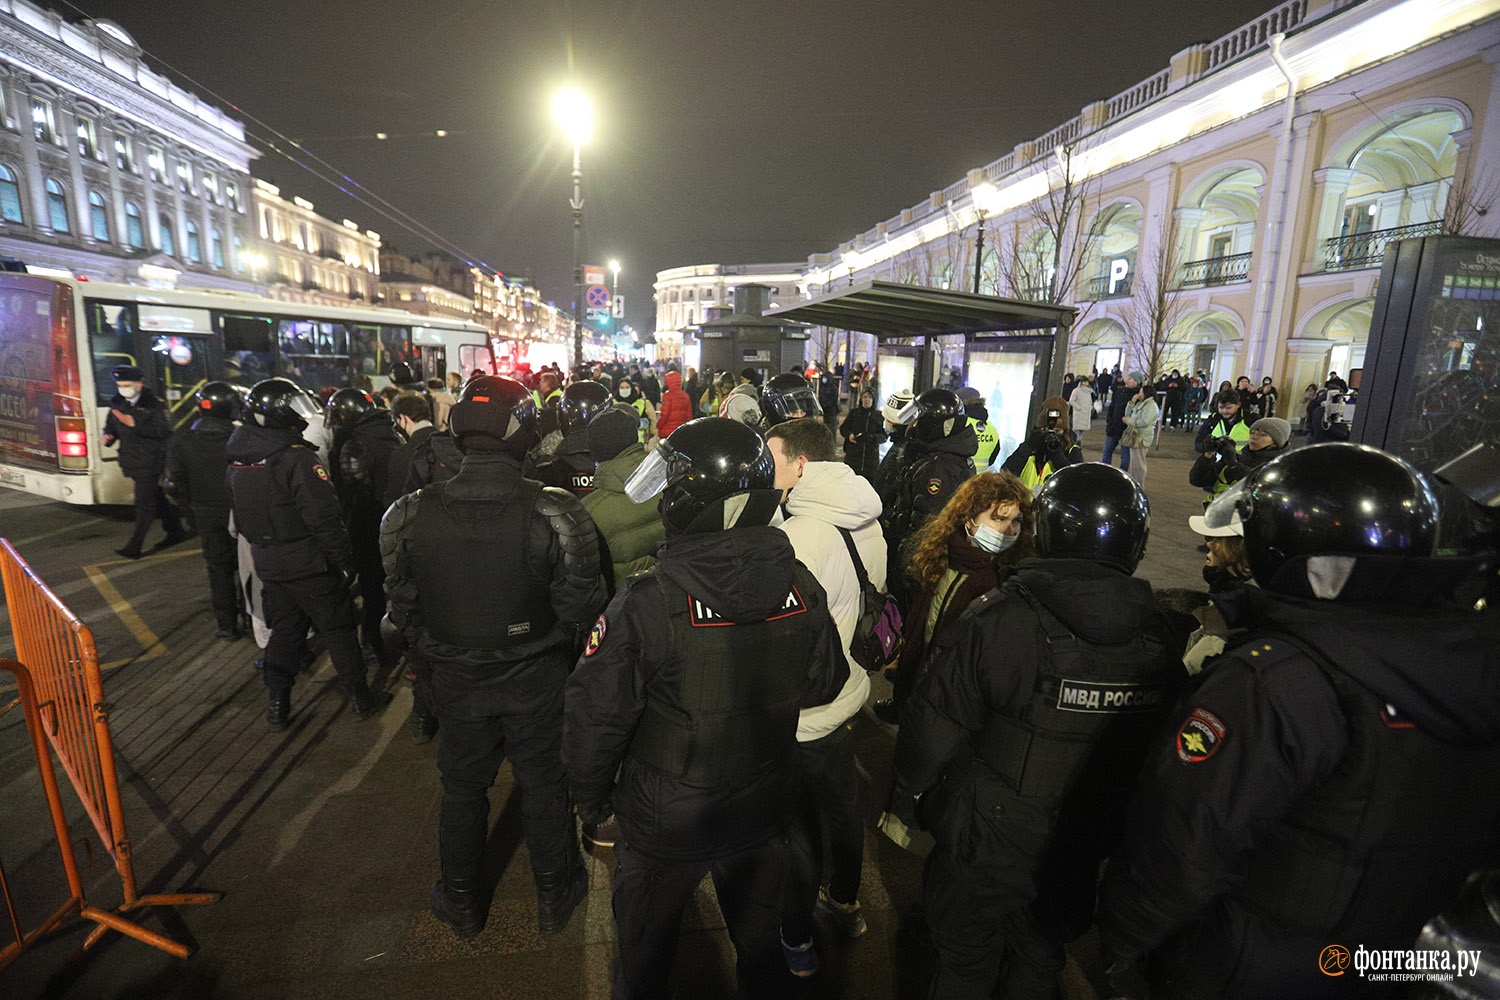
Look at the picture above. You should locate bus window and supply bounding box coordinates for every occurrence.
[349,323,382,378]
[150,333,210,428]
[459,344,494,376]
[85,300,138,404]
[419,346,446,385]
[380,325,411,373]
[277,318,350,392]
[219,312,274,386]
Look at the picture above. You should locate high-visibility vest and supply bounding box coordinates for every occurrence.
[969,416,1001,468]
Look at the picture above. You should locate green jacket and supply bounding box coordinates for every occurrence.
[580,443,666,590]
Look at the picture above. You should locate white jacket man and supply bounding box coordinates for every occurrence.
[766,418,887,962]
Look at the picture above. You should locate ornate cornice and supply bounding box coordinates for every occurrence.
[0,18,256,171]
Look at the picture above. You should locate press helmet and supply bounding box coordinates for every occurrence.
[558,380,614,433]
[244,378,310,431]
[1238,443,1439,596]
[623,417,776,535]
[759,373,823,427]
[324,387,378,431]
[906,388,966,443]
[446,375,537,457]
[194,381,241,421]
[1033,462,1150,573]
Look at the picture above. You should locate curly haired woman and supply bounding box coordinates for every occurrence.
[874,471,1034,723]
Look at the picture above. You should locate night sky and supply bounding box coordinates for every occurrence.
[67,0,1277,332]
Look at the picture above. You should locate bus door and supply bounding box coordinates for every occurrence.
[148,332,216,429]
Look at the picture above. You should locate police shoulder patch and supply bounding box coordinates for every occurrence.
[312,463,330,481]
[584,614,606,657]
[926,477,943,495]
[1176,707,1227,763]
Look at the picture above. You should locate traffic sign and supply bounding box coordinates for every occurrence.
[584,265,606,287]
[586,284,611,310]
[612,294,624,318]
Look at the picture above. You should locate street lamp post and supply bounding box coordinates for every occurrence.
[553,88,592,374]
[971,183,997,295]
[609,258,620,344]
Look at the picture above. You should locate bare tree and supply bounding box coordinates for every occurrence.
[999,141,1102,316]
[1122,211,1191,449]
[1443,159,1498,236]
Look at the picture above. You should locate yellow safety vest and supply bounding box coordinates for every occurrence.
[1017,455,1052,492]
[969,416,1000,468]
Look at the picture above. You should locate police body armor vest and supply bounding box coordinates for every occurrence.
[628,571,817,785]
[409,481,556,648]
[1232,633,1500,940]
[228,447,313,546]
[974,581,1174,810]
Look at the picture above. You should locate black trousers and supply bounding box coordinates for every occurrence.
[611,836,788,1000]
[261,570,365,695]
[782,723,864,946]
[431,657,571,882]
[192,505,240,631]
[123,475,182,554]
[922,847,1073,1000]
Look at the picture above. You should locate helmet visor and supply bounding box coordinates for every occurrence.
[769,387,823,419]
[1188,482,1246,537]
[893,399,922,425]
[624,448,671,503]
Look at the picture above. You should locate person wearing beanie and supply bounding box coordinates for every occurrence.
[582,406,667,590]
[1188,415,1291,502]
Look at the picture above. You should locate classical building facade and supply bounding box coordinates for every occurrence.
[796,0,1500,409]
[653,261,805,360]
[0,2,257,288]
[251,179,380,305]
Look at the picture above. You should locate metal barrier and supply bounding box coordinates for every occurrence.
[0,539,218,970]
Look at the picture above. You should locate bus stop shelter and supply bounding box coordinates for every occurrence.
[766,280,1078,463]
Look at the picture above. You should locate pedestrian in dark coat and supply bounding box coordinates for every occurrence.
[104,364,184,559]
[838,388,886,483]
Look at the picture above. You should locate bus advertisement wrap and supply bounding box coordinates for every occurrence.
[0,278,78,473]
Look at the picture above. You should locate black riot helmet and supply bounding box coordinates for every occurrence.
[901,388,966,443]
[194,380,241,421]
[446,375,537,457]
[1034,462,1150,573]
[244,378,309,431]
[1238,443,1439,597]
[623,417,777,535]
[389,360,422,387]
[759,373,823,427]
[324,387,378,431]
[558,380,613,433]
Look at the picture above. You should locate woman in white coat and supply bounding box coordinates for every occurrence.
[1068,376,1094,436]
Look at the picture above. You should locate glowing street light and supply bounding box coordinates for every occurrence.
[553,86,593,372]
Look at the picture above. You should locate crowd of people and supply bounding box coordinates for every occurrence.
[93,354,1499,1000]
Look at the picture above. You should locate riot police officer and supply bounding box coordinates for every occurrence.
[884,388,977,605]
[1098,443,1500,999]
[525,379,612,497]
[564,417,847,998]
[227,378,392,729]
[381,375,607,939]
[164,381,242,638]
[104,364,185,559]
[325,387,402,654]
[889,463,1181,998]
[759,372,823,428]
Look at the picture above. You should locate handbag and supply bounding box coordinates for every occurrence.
[837,527,904,673]
[1120,426,1142,448]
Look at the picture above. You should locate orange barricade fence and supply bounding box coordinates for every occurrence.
[0,538,218,971]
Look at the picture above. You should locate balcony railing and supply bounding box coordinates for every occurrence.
[1178,252,1252,288]
[1322,220,1444,272]
[1086,273,1134,300]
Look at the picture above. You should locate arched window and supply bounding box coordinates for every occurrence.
[185,220,201,263]
[211,228,224,268]
[124,202,144,248]
[44,178,69,233]
[158,214,175,256]
[0,165,22,223]
[88,191,109,241]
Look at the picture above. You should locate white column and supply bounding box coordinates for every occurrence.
[1304,167,1356,271]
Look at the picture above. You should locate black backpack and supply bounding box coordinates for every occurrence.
[837,527,904,673]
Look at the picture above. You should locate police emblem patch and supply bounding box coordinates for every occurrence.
[313,464,330,481]
[1176,707,1226,763]
[926,478,942,495]
[584,615,606,657]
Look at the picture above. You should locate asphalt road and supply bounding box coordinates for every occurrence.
[0,428,1223,999]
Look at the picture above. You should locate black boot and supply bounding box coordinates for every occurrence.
[535,858,588,935]
[428,877,485,938]
[407,709,439,744]
[266,690,291,731]
[350,682,393,720]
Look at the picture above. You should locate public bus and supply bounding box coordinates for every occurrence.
[0,270,495,505]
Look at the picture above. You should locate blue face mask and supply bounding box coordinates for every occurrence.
[969,521,1018,554]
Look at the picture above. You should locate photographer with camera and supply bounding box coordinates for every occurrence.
[1306,381,1352,444]
[1002,396,1083,492]
[1189,415,1291,506]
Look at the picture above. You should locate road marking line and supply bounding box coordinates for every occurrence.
[84,564,166,660]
